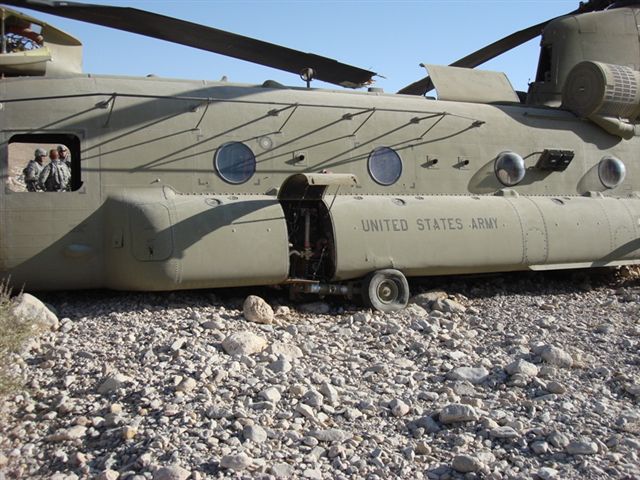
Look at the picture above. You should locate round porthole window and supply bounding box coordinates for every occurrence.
[368,146,402,186]
[495,151,526,187]
[598,156,626,189]
[214,142,256,184]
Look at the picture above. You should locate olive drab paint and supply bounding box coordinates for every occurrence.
[2,1,640,311]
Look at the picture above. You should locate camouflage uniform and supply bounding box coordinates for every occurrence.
[57,145,72,170]
[24,149,45,192]
[38,159,71,192]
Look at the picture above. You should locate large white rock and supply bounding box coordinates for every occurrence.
[96,470,119,480]
[432,298,467,314]
[12,293,59,331]
[537,467,559,480]
[243,424,267,443]
[410,290,447,308]
[46,425,87,442]
[566,440,598,455]
[539,345,573,368]
[220,453,252,471]
[490,426,519,439]
[222,331,268,356]
[505,359,539,377]
[270,463,294,479]
[439,404,479,424]
[447,367,489,384]
[310,428,352,443]
[452,454,483,473]
[175,377,197,393]
[267,342,303,360]
[243,295,274,324]
[153,465,191,480]
[260,387,281,403]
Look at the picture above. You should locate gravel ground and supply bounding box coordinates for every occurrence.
[1,268,639,480]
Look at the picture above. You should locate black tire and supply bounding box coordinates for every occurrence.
[361,269,409,313]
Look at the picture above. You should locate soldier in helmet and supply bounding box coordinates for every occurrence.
[57,144,71,169]
[23,148,46,192]
[38,148,71,192]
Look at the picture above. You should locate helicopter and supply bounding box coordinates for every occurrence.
[1,0,640,312]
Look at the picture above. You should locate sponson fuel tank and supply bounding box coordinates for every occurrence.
[327,193,640,280]
[102,184,640,290]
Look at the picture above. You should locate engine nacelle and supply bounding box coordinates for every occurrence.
[563,61,640,119]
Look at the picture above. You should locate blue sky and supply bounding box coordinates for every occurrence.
[12,0,577,93]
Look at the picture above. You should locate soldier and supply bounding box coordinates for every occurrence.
[38,148,71,192]
[57,144,72,169]
[23,148,46,192]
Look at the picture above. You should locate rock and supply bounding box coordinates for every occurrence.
[389,398,410,417]
[70,452,87,467]
[67,425,87,439]
[46,425,87,442]
[439,404,478,424]
[566,439,598,455]
[97,470,119,480]
[432,298,466,314]
[4,257,638,480]
[415,441,432,455]
[270,462,294,478]
[295,403,316,421]
[546,381,567,394]
[490,426,519,439]
[303,469,322,480]
[404,304,428,317]
[243,295,274,324]
[12,293,59,331]
[267,342,303,361]
[547,431,570,449]
[274,305,291,317]
[243,425,267,443]
[200,320,221,330]
[537,467,559,480]
[268,356,292,374]
[153,465,191,480]
[413,415,442,434]
[530,441,549,455]
[97,373,130,395]
[539,345,573,368]
[319,382,339,404]
[452,454,483,473]
[220,453,252,471]
[302,390,323,407]
[310,428,352,443]
[170,338,185,351]
[175,377,197,393]
[625,383,640,397]
[222,331,267,356]
[505,359,539,377]
[447,367,489,384]
[121,426,137,440]
[410,290,447,308]
[259,387,281,403]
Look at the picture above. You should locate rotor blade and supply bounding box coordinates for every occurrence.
[397,0,615,96]
[3,0,376,88]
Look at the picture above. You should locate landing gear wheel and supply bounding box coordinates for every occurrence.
[361,269,409,313]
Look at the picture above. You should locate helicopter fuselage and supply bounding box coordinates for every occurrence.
[2,73,639,294]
